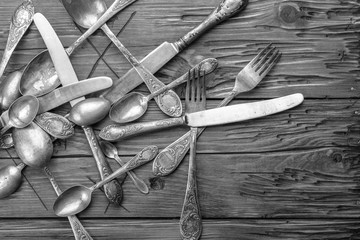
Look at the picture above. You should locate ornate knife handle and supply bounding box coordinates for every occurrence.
[99,118,185,142]
[83,126,123,205]
[174,0,248,51]
[180,128,202,240]
[43,167,93,240]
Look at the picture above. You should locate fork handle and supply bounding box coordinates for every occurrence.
[99,117,186,142]
[180,128,202,240]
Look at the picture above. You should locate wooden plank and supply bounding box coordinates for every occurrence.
[0,147,359,218]
[0,219,360,239]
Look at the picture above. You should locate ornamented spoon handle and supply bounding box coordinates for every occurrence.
[43,167,93,240]
[0,0,34,80]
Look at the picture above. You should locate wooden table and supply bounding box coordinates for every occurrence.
[0,0,359,239]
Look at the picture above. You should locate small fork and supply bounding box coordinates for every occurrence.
[153,44,282,177]
[179,68,206,240]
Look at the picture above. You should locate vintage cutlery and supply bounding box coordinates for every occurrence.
[34,13,123,205]
[0,162,25,198]
[61,0,182,119]
[53,146,159,217]
[0,133,14,149]
[0,95,39,136]
[153,44,282,176]
[20,0,136,97]
[0,69,23,112]
[34,112,75,139]
[100,93,304,142]
[100,140,149,194]
[0,0,34,81]
[109,58,218,123]
[102,0,249,104]
[12,122,93,239]
[180,69,205,240]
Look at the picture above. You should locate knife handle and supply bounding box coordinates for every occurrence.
[174,0,248,51]
[83,126,123,205]
[99,117,185,142]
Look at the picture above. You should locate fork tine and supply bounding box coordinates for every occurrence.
[259,50,281,76]
[249,43,272,67]
[196,67,201,102]
[201,70,206,102]
[186,70,191,103]
[191,68,196,101]
[254,47,275,71]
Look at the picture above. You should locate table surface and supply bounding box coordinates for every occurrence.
[0,0,359,239]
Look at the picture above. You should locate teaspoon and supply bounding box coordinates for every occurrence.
[0,163,25,198]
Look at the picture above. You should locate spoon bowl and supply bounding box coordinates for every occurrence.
[109,92,147,123]
[0,163,25,198]
[0,70,23,112]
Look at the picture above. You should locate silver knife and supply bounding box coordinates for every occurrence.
[101,0,249,104]
[33,13,123,205]
[99,93,304,141]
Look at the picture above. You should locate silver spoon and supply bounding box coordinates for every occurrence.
[0,0,34,81]
[109,58,218,123]
[60,0,182,119]
[100,140,149,194]
[0,95,39,136]
[34,112,75,139]
[53,145,158,217]
[0,69,23,112]
[0,133,14,149]
[12,122,93,239]
[19,0,136,97]
[0,162,25,198]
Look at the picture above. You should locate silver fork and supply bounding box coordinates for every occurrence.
[153,44,281,176]
[179,69,206,240]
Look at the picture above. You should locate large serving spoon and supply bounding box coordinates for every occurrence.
[60,0,182,119]
[53,145,158,217]
[0,95,39,136]
[20,0,137,97]
[0,163,25,198]
[0,69,23,112]
[100,140,149,194]
[12,122,93,239]
[0,0,34,81]
[109,58,218,123]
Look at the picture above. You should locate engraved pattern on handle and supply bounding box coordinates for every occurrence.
[43,167,93,240]
[34,112,75,139]
[153,91,238,176]
[0,0,34,78]
[101,24,183,118]
[99,118,185,141]
[174,0,248,51]
[83,126,123,205]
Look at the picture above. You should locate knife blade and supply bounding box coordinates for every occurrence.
[99,93,304,141]
[33,13,123,205]
[101,0,249,104]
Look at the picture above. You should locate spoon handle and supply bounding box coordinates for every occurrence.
[91,146,158,191]
[65,0,138,55]
[146,58,218,101]
[100,23,182,118]
[43,167,94,240]
[0,124,12,136]
[83,126,123,205]
[99,117,185,142]
[113,155,149,194]
[0,0,34,80]
[152,91,238,176]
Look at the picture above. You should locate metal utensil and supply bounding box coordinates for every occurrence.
[0,70,23,112]
[180,69,205,240]
[0,95,39,136]
[153,45,282,176]
[100,140,149,194]
[34,13,123,205]
[61,0,182,119]
[0,163,25,198]
[34,112,75,139]
[20,0,136,97]
[109,58,218,123]
[102,0,249,104]
[0,0,34,80]
[0,133,14,149]
[53,145,158,217]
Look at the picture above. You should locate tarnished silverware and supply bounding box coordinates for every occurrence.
[20,0,136,97]
[0,69,23,112]
[34,112,75,139]
[0,0,34,80]
[180,69,205,240]
[0,163,25,198]
[100,140,149,194]
[53,146,159,217]
[0,133,14,149]
[153,44,282,176]
[109,58,218,123]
